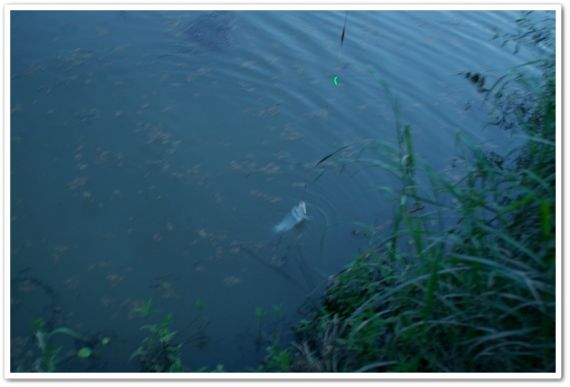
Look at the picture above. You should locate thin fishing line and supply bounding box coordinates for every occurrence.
[334,11,349,82]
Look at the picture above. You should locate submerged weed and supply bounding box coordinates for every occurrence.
[131,313,184,372]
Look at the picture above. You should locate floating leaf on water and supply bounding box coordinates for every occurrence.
[77,347,92,358]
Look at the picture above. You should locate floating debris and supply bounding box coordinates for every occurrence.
[74,108,100,125]
[229,159,257,175]
[258,162,280,175]
[228,242,241,255]
[67,176,88,190]
[280,126,304,141]
[223,276,242,287]
[150,280,178,299]
[257,104,280,117]
[106,273,124,288]
[64,278,79,290]
[273,151,290,160]
[186,66,212,83]
[51,245,69,264]
[291,181,307,189]
[250,189,281,204]
[17,279,37,293]
[88,260,113,271]
[304,108,329,119]
[270,255,286,268]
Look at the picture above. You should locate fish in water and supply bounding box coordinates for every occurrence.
[274,201,308,233]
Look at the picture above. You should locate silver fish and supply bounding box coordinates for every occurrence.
[274,201,308,233]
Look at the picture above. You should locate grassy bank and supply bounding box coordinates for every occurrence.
[261,14,556,373]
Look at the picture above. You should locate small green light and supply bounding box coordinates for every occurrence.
[332,75,340,86]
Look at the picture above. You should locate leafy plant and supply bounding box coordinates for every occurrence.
[15,318,90,372]
[77,347,92,359]
[131,313,184,372]
[260,343,293,372]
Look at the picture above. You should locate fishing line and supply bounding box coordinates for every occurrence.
[332,11,349,87]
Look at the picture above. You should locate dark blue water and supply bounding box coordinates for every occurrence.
[10,10,543,372]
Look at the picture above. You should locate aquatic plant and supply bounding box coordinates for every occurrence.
[77,347,92,359]
[260,343,294,372]
[256,305,295,372]
[131,313,184,372]
[254,307,266,348]
[262,12,555,373]
[13,317,94,372]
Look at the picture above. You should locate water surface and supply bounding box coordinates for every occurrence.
[10,10,540,371]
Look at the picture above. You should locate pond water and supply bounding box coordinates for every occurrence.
[10,10,541,372]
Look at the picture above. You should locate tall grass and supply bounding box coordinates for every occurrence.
[261,12,555,372]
